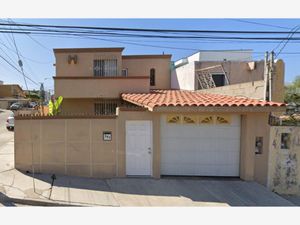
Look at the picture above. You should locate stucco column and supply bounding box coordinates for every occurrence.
[240,114,255,181]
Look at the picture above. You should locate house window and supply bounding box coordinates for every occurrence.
[94,59,117,77]
[255,137,263,154]
[150,68,155,86]
[122,68,128,77]
[281,133,291,149]
[94,100,119,115]
[211,73,225,87]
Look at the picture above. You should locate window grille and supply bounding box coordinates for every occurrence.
[122,68,128,77]
[150,68,155,86]
[94,59,117,76]
[95,100,119,115]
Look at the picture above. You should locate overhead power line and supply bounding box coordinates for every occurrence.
[4,19,51,52]
[275,25,300,58]
[0,53,39,86]
[2,22,300,34]
[231,19,292,30]
[9,30,29,91]
[5,27,300,41]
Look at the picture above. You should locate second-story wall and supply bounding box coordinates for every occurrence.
[54,48,124,77]
[194,60,265,86]
[122,55,171,89]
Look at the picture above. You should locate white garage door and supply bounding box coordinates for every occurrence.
[161,114,241,176]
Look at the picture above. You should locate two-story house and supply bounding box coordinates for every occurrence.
[53,47,171,115]
[15,47,286,187]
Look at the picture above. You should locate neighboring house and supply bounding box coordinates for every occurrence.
[0,83,27,109]
[15,47,286,187]
[171,50,284,103]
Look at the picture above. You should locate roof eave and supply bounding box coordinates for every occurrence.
[151,106,286,113]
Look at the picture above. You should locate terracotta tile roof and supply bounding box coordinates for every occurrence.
[121,90,286,110]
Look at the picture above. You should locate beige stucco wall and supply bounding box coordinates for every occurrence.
[54,77,150,98]
[54,52,171,99]
[195,61,265,85]
[195,60,284,102]
[239,113,271,185]
[55,51,123,77]
[15,118,117,178]
[198,80,265,100]
[15,109,272,183]
[122,57,171,89]
[268,126,300,195]
[272,60,285,102]
[60,99,95,114]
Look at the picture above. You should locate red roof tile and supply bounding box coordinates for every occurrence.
[121,90,286,110]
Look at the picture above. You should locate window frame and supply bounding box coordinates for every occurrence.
[150,68,156,86]
[94,100,119,115]
[122,68,128,77]
[211,73,226,87]
[93,59,118,77]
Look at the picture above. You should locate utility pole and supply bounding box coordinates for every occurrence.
[269,51,275,102]
[263,51,275,101]
[263,52,269,101]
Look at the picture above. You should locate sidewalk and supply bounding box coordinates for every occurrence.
[0,168,296,206]
[0,169,119,206]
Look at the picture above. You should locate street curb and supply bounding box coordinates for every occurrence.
[8,197,83,207]
[0,192,91,206]
[1,191,118,207]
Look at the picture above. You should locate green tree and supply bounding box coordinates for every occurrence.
[284,76,300,103]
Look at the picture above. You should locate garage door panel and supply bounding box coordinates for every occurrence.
[163,163,237,176]
[161,115,241,177]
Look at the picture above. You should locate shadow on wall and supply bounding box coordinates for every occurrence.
[22,171,291,206]
[170,69,180,90]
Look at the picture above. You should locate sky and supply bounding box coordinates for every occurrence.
[1,18,300,91]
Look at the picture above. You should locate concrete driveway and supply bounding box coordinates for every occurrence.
[0,109,295,206]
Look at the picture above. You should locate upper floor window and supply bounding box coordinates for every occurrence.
[150,68,155,86]
[94,59,117,77]
[122,68,128,77]
[211,73,225,87]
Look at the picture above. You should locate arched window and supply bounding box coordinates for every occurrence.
[150,68,155,86]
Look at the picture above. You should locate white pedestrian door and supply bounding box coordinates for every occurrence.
[126,121,152,176]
